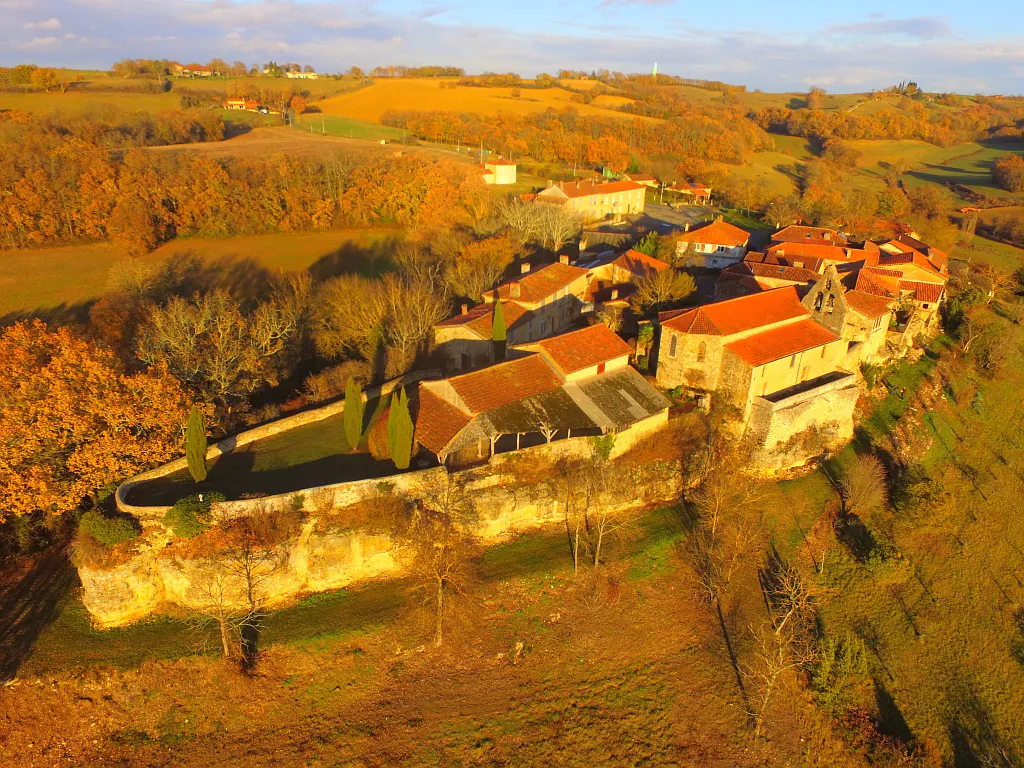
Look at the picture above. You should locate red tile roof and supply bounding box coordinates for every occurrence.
[900,280,944,303]
[856,269,900,298]
[844,290,894,319]
[745,250,825,273]
[485,262,589,305]
[535,323,632,375]
[485,159,516,166]
[677,220,750,248]
[449,354,562,414]
[436,301,531,339]
[660,286,808,337]
[543,179,645,199]
[612,249,670,277]
[414,389,473,454]
[767,241,874,264]
[723,261,820,284]
[772,226,848,246]
[725,318,840,367]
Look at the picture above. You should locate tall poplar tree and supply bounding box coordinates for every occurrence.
[492,300,507,361]
[185,405,208,484]
[387,388,414,470]
[343,377,365,451]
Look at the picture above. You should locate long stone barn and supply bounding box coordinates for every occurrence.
[413,324,671,467]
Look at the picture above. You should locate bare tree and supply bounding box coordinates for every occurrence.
[497,198,541,246]
[382,275,450,374]
[762,196,801,229]
[314,275,387,361]
[534,204,581,252]
[978,265,1015,305]
[836,454,887,517]
[632,268,696,313]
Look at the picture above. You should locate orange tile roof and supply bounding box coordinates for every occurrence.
[660,286,808,337]
[844,290,894,319]
[745,250,825,273]
[544,179,645,199]
[772,225,848,246]
[767,242,875,264]
[535,323,632,375]
[436,301,531,339]
[725,318,839,367]
[486,262,589,305]
[677,220,750,248]
[900,280,944,303]
[485,159,516,166]
[723,261,820,284]
[855,269,901,298]
[414,389,473,455]
[449,354,562,414]
[612,249,670,277]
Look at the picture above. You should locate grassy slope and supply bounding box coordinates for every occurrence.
[0,228,398,318]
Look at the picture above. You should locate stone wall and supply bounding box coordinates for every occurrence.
[115,369,439,523]
[746,373,860,470]
[655,330,723,391]
[85,432,683,628]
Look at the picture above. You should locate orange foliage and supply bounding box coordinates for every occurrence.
[0,321,192,518]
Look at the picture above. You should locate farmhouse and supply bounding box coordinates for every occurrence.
[416,324,670,466]
[535,179,646,221]
[286,71,319,80]
[624,173,659,188]
[675,218,751,268]
[480,159,517,185]
[223,98,259,111]
[666,182,712,204]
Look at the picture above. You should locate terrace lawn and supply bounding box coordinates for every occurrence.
[293,114,406,141]
[125,397,396,507]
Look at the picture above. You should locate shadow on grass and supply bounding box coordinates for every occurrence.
[307,236,402,282]
[0,546,77,681]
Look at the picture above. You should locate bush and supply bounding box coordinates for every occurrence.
[811,633,868,713]
[163,492,225,538]
[860,362,882,390]
[79,509,141,547]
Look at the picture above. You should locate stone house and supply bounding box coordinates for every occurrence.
[675,219,751,269]
[433,301,533,373]
[535,179,646,222]
[655,286,850,423]
[801,265,894,368]
[714,259,822,299]
[415,324,670,466]
[580,249,670,310]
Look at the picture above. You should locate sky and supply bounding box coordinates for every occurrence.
[2,0,1023,93]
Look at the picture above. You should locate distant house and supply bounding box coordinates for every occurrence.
[481,159,517,186]
[174,64,214,78]
[667,182,712,205]
[286,71,319,80]
[625,173,659,188]
[675,218,751,269]
[223,98,259,111]
[580,249,670,311]
[772,225,848,247]
[415,324,669,467]
[535,179,646,222]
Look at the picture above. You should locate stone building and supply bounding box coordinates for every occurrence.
[675,218,751,269]
[416,324,670,466]
[801,265,894,368]
[535,179,646,221]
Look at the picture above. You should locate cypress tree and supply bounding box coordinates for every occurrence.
[492,300,507,361]
[185,405,208,484]
[388,388,414,470]
[343,377,365,451]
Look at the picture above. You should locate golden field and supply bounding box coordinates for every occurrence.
[316,78,649,122]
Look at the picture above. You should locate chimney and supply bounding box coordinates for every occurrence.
[610,288,619,301]
[684,223,690,233]
[520,262,531,274]
[460,303,469,315]
[716,214,723,222]
[510,282,521,299]
[825,231,832,241]
[559,254,569,265]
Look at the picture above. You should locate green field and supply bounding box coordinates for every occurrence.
[903,141,1024,202]
[0,228,400,319]
[294,113,406,141]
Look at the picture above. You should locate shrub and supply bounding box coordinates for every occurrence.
[163,492,225,538]
[79,508,141,547]
[860,362,882,390]
[992,154,1024,193]
[589,433,616,463]
[811,632,868,713]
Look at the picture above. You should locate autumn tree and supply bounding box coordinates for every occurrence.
[314,275,387,362]
[0,321,190,519]
[992,154,1024,193]
[835,453,887,517]
[185,405,208,484]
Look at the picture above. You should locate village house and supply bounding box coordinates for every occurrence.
[174,64,214,78]
[667,182,712,205]
[433,259,590,371]
[480,159,517,186]
[285,71,319,80]
[714,258,823,299]
[535,179,646,222]
[675,218,751,269]
[415,324,670,466]
[580,249,670,310]
[624,173,659,188]
[223,98,259,111]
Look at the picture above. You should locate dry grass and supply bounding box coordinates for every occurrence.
[317,78,656,123]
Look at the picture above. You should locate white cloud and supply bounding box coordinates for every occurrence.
[17,36,60,49]
[23,17,61,30]
[822,15,954,41]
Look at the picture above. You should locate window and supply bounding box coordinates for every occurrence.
[540,319,547,335]
[716,245,726,252]
[697,342,707,362]
[922,303,930,309]
[790,355,796,368]
[669,335,678,358]
[814,294,823,311]
[826,295,835,314]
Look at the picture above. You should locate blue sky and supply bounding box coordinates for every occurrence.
[2,0,1022,93]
